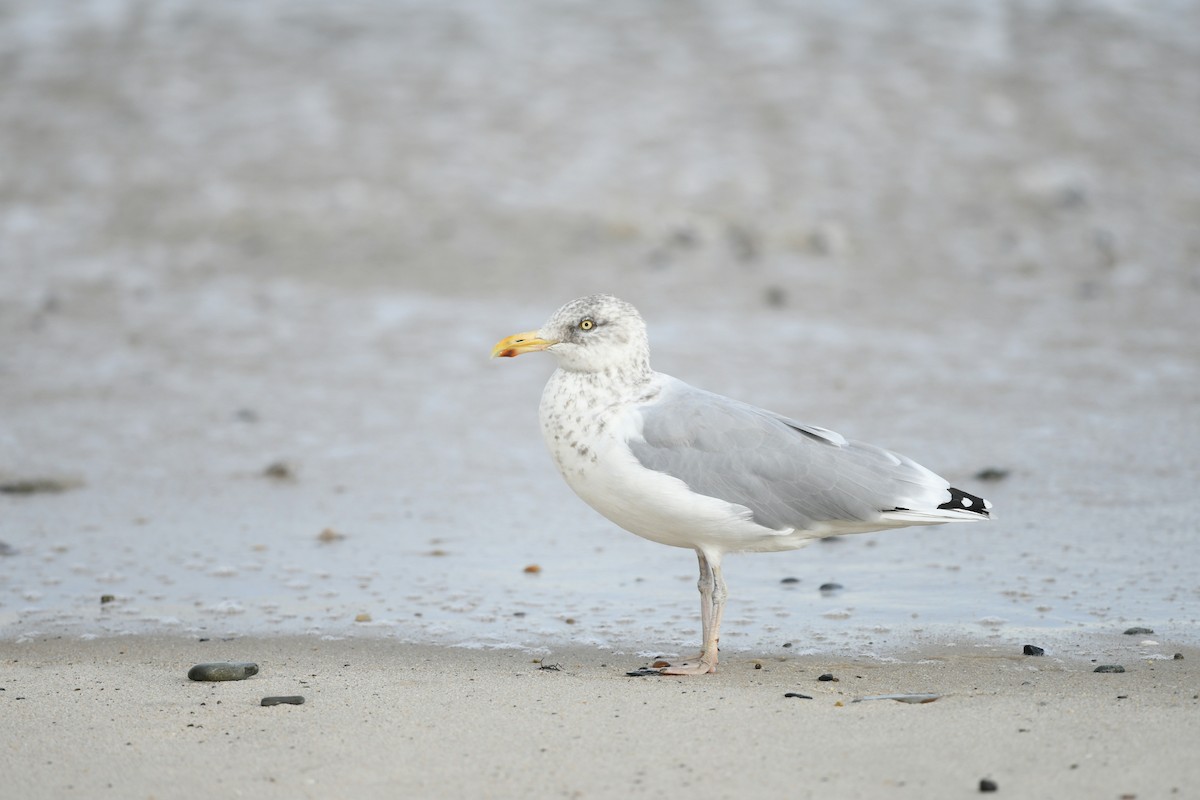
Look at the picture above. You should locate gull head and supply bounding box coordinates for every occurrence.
[492,294,651,374]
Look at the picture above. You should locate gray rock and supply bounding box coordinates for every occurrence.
[1093,664,1125,674]
[1023,644,1044,656]
[187,662,259,681]
[1123,626,1154,635]
[261,695,304,706]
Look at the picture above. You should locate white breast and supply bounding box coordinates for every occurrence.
[538,369,790,554]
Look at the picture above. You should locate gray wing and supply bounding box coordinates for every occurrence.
[628,380,951,531]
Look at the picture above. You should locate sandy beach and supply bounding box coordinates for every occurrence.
[4,636,1198,799]
[3,0,1199,797]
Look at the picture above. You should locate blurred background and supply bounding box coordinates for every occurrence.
[2,0,1198,654]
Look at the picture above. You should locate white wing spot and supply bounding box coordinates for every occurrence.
[961,497,973,507]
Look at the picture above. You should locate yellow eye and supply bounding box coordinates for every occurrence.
[579,319,595,331]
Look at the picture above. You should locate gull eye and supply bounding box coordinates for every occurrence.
[578,318,595,331]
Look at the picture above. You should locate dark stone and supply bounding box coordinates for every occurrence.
[979,778,998,792]
[188,662,259,681]
[0,477,81,495]
[819,582,844,592]
[260,695,304,706]
[783,692,812,699]
[1123,627,1154,635]
[262,461,294,480]
[100,594,116,605]
[780,577,800,584]
[1093,665,1125,674]
[1022,644,1044,656]
[974,468,1010,482]
[1174,653,1184,660]
[626,668,662,677]
[818,673,837,682]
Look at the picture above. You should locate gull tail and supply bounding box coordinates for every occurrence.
[938,487,992,518]
[881,487,993,525]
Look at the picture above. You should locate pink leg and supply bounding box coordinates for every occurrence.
[661,551,726,675]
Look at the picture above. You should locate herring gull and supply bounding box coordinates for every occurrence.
[492,294,991,675]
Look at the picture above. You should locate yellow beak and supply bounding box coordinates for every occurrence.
[491,330,557,358]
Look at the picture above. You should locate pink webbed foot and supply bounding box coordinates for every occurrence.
[657,657,710,676]
[658,653,717,675]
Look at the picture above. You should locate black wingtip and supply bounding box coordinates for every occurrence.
[938,487,992,517]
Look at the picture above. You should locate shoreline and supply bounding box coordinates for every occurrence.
[4,634,1198,798]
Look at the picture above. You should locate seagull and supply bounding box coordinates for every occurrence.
[492,294,991,675]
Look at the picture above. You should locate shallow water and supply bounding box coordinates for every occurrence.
[2,1,1198,655]
[2,275,1196,656]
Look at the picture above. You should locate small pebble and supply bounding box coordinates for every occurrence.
[974,467,1010,482]
[317,528,347,543]
[354,613,372,623]
[0,477,81,494]
[1174,653,1184,660]
[0,541,17,557]
[1023,644,1044,656]
[1123,627,1154,635]
[262,461,294,480]
[783,692,812,699]
[1094,664,1125,673]
[188,662,259,682]
[523,564,541,574]
[979,778,998,792]
[818,582,844,592]
[818,673,838,682]
[626,668,661,677]
[100,594,116,605]
[780,577,800,584]
[260,695,304,706]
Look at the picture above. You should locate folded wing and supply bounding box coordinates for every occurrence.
[628,379,989,533]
